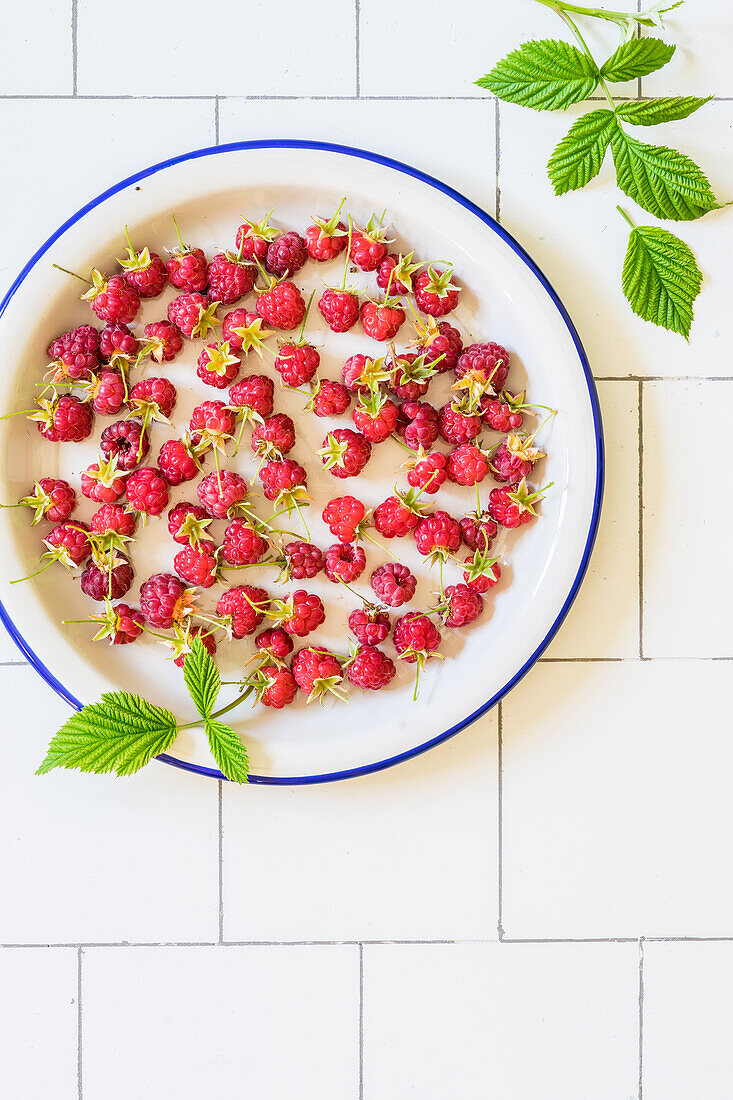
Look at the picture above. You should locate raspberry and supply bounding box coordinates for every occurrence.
[349,608,390,647]
[100,419,149,471]
[291,646,344,701]
[325,543,366,583]
[414,510,461,561]
[438,402,481,445]
[318,429,371,478]
[482,393,525,433]
[307,378,351,417]
[217,585,269,638]
[393,613,442,663]
[235,214,278,262]
[81,456,127,503]
[491,435,544,485]
[196,341,241,389]
[256,280,305,330]
[414,266,459,317]
[488,479,545,528]
[85,369,126,416]
[227,379,273,425]
[388,353,434,401]
[255,628,294,661]
[197,470,249,519]
[168,502,211,546]
[341,353,371,393]
[399,401,439,451]
[259,458,307,503]
[283,541,324,580]
[266,231,308,278]
[207,251,255,304]
[221,519,267,565]
[318,287,360,333]
[166,245,208,293]
[251,413,296,458]
[462,551,501,593]
[349,216,391,271]
[281,589,325,637]
[352,393,400,444]
[143,320,184,364]
[221,310,273,356]
[346,645,396,690]
[376,252,421,295]
[167,293,219,339]
[158,437,199,486]
[43,521,91,568]
[455,342,510,390]
[46,325,99,380]
[459,513,498,553]
[85,272,140,325]
[419,320,463,373]
[81,554,134,602]
[35,394,93,443]
[119,237,167,298]
[175,540,218,588]
[374,495,421,539]
[129,377,177,423]
[305,203,348,261]
[97,603,144,645]
[173,624,217,668]
[189,401,237,450]
[360,299,405,342]
[322,496,366,543]
[442,583,484,628]
[274,342,320,387]
[447,443,489,486]
[125,466,169,517]
[370,562,416,607]
[405,450,447,495]
[253,665,298,708]
[18,478,76,525]
[90,503,136,538]
[140,573,190,628]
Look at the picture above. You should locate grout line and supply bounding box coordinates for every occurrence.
[638,380,644,659]
[214,96,220,145]
[355,0,361,98]
[76,946,83,1100]
[497,700,504,939]
[358,943,364,1099]
[539,656,733,663]
[5,936,733,947]
[494,99,501,223]
[597,376,733,382]
[638,938,645,1099]
[218,780,224,943]
[71,0,78,97]
[0,93,731,102]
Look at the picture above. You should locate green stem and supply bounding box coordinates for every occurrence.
[552,7,616,111]
[616,204,636,230]
[534,0,681,27]
[177,688,253,730]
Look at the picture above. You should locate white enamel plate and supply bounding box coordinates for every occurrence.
[0,141,603,784]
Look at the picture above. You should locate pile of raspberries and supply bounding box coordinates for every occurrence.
[12,204,551,707]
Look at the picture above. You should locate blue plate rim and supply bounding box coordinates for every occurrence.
[0,137,604,785]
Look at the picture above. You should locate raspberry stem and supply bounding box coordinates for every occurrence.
[51,264,92,286]
[362,530,400,563]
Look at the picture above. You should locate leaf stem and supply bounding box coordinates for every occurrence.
[553,7,616,111]
[534,0,681,28]
[616,204,636,230]
[178,687,253,730]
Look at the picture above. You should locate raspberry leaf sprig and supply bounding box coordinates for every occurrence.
[37,636,250,782]
[476,0,723,338]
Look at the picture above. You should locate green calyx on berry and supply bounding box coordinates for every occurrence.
[386,251,423,293]
[201,341,240,377]
[355,385,389,419]
[306,673,348,706]
[231,315,274,358]
[451,368,497,412]
[507,477,554,517]
[317,432,349,471]
[312,197,348,239]
[176,510,212,550]
[126,395,172,434]
[358,210,394,246]
[238,209,278,244]
[421,264,458,299]
[85,599,131,644]
[193,423,235,458]
[26,395,61,430]
[191,300,222,340]
[389,349,440,387]
[356,356,391,390]
[118,226,152,273]
[463,548,501,585]
[271,485,311,516]
[394,485,430,518]
[79,268,109,303]
[17,482,59,526]
[85,452,123,490]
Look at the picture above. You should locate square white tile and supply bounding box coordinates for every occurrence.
[363,941,639,1099]
[81,945,358,1099]
[0,5,72,94]
[222,712,498,941]
[0,947,78,1100]
[502,659,733,937]
[0,666,219,943]
[643,6,733,97]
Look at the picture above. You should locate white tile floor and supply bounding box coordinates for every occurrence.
[1,2,732,1097]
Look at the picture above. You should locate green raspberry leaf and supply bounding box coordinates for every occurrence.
[476,40,599,111]
[37,692,178,777]
[205,719,250,784]
[183,634,220,719]
[547,109,618,195]
[621,224,702,339]
[601,37,675,82]
[616,97,713,126]
[611,129,720,221]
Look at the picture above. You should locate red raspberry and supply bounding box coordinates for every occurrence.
[85,369,126,416]
[443,583,484,628]
[129,377,177,422]
[35,394,93,443]
[393,613,442,663]
[167,502,211,546]
[196,341,241,389]
[322,496,366,543]
[455,342,510,390]
[46,325,99,380]
[376,252,421,295]
[341,353,371,393]
[406,450,447,495]
[125,466,169,517]
[482,393,525,433]
[318,429,371,479]
[308,378,351,417]
[414,266,459,317]
[175,540,218,589]
[281,589,325,636]
[81,555,134,602]
[374,495,421,539]
[251,413,296,458]
[254,665,298,708]
[370,562,416,607]
[259,458,307,503]
[158,437,199,486]
[81,456,126,504]
[419,320,463,374]
[274,342,320,387]
[346,645,396,690]
[167,293,219,339]
[221,519,268,565]
[459,513,498,553]
[360,299,405,342]
[291,646,344,701]
[462,552,501,593]
[447,443,489,486]
[100,419,149,471]
[85,272,140,325]
[305,202,348,261]
[399,401,439,451]
[256,280,305,330]
[352,393,399,444]
[255,628,294,661]
[388,353,434,401]
[414,510,461,561]
[19,478,76,525]
[349,215,391,271]
[166,244,208,293]
[235,214,278,263]
[266,231,308,277]
[438,403,482,445]
[491,435,543,484]
[318,287,360,333]
[99,603,144,645]
[143,320,184,364]
[119,244,167,298]
[207,251,255,304]
[488,479,545,528]
[173,625,217,668]
[283,541,324,580]
[90,503,136,538]
[348,608,390,647]
[228,375,274,420]
[189,401,237,450]
[140,573,191,628]
[217,584,269,638]
[43,521,91,568]
[325,543,366,584]
[197,470,249,519]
